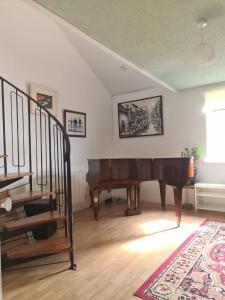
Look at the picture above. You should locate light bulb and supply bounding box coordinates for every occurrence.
[192,42,215,65]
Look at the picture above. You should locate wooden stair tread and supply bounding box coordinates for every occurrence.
[0,172,32,182]
[5,238,70,259]
[0,191,9,201]
[11,191,54,205]
[55,189,64,194]
[4,211,66,231]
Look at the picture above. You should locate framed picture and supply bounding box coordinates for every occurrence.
[118,95,163,138]
[30,83,57,115]
[63,109,86,137]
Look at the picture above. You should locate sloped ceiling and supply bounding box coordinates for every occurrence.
[57,21,169,96]
[34,0,225,91]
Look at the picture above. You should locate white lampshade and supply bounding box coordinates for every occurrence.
[192,42,215,65]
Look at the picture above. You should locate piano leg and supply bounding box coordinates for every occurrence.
[125,185,132,215]
[93,190,99,221]
[135,183,141,212]
[90,189,94,207]
[173,186,183,226]
[158,180,166,210]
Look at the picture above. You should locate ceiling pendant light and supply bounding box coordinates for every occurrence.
[192,19,215,65]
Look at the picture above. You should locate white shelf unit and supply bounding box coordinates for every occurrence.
[194,183,225,213]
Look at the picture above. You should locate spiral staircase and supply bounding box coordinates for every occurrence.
[0,76,76,270]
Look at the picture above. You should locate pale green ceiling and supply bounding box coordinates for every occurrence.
[34,0,225,90]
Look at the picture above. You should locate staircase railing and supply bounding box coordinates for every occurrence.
[0,75,76,270]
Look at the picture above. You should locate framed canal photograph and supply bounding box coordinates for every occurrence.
[63,109,86,137]
[30,83,57,115]
[118,95,163,138]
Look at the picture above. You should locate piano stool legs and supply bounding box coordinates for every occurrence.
[125,183,141,216]
[90,182,141,220]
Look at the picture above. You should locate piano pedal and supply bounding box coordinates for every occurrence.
[115,197,126,204]
[104,197,126,205]
[125,208,142,216]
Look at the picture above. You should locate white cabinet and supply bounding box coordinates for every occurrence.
[194,183,225,213]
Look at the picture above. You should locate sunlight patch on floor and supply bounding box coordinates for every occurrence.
[122,230,177,253]
[139,219,176,234]
[122,220,201,253]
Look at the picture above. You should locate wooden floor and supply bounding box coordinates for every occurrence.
[3,201,225,300]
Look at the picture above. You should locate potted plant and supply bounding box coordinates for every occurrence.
[181,146,203,210]
[182,146,203,184]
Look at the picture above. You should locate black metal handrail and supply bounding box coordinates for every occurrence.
[0,75,76,270]
[0,75,71,159]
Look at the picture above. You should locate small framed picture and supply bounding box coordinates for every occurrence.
[63,109,86,137]
[30,83,57,115]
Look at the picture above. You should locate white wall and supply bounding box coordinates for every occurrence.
[2,0,225,211]
[0,0,113,210]
[111,83,225,204]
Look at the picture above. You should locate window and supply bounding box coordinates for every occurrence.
[205,90,225,163]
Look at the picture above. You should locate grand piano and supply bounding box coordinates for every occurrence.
[86,158,194,226]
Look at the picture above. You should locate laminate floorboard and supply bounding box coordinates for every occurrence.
[3,201,225,300]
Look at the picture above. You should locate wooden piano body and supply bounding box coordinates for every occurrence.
[86,158,194,225]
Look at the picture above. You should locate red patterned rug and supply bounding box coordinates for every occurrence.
[134,219,225,300]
